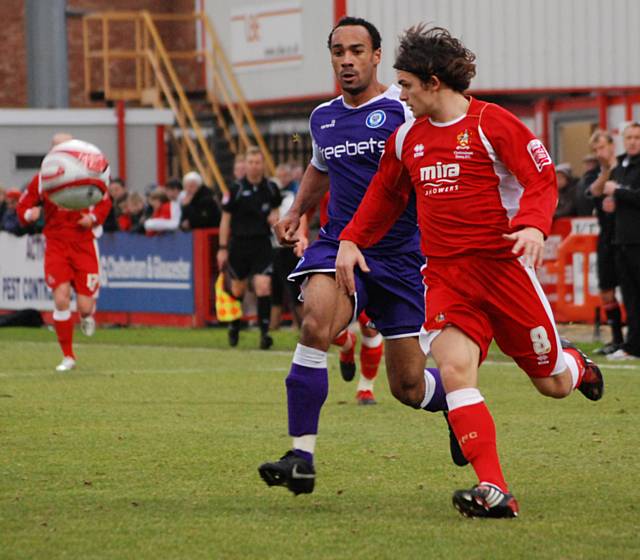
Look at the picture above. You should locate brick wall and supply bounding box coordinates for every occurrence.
[0,0,28,107]
[0,0,197,108]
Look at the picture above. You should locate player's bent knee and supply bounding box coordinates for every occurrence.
[299,315,332,351]
[389,380,422,408]
[438,361,474,385]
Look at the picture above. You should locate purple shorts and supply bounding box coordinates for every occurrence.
[288,236,425,338]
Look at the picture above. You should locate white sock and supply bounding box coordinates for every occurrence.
[293,344,327,369]
[53,308,71,321]
[357,375,374,392]
[446,387,484,411]
[292,434,316,454]
[361,333,383,348]
[563,351,581,389]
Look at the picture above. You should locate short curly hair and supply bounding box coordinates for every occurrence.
[393,25,476,93]
[327,17,381,50]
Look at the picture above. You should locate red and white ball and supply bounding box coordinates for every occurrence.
[39,139,110,210]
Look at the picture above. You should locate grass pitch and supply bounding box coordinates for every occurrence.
[0,326,639,559]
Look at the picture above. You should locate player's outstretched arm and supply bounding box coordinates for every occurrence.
[16,174,42,225]
[274,164,329,246]
[336,240,370,296]
[340,135,412,248]
[87,191,113,225]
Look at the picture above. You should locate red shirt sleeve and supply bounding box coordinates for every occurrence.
[339,131,413,248]
[89,191,113,225]
[480,104,558,237]
[16,174,42,226]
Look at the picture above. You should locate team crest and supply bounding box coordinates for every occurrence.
[454,129,474,159]
[436,312,446,323]
[365,110,386,128]
[456,129,472,148]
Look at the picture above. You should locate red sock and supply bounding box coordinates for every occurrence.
[448,401,508,492]
[360,342,382,380]
[563,348,586,388]
[335,331,355,363]
[53,311,75,359]
[333,330,349,347]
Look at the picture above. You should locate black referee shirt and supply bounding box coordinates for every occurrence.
[222,177,282,239]
[611,153,640,245]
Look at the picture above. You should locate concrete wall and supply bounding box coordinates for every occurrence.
[0,108,173,191]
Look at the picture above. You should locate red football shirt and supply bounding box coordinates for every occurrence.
[340,97,557,259]
[17,174,112,241]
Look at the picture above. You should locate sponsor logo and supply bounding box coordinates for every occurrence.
[413,143,425,158]
[420,162,461,196]
[291,464,315,479]
[365,110,386,128]
[527,139,552,172]
[319,137,386,160]
[420,162,460,184]
[320,119,336,129]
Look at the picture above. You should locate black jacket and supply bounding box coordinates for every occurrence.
[611,153,640,244]
[582,166,614,243]
[222,177,281,239]
[181,185,221,229]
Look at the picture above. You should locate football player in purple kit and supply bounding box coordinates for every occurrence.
[258,17,460,495]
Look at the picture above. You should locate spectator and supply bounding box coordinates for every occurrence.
[180,171,221,230]
[0,189,24,234]
[233,153,246,181]
[583,153,599,174]
[104,177,127,232]
[218,146,282,349]
[290,161,304,184]
[583,130,623,354]
[118,193,146,234]
[145,190,170,236]
[0,187,6,224]
[144,178,182,234]
[603,122,640,360]
[271,163,305,329]
[554,163,579,218]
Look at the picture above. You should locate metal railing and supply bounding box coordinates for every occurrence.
[83,11,277,193]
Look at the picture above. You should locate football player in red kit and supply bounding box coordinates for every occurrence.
[336,26,604,518]
[17,133,112,371]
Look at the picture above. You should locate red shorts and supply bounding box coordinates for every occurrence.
[419,255,565,378]
[44,237,101,297]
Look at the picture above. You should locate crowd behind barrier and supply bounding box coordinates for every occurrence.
[1,126,638,356]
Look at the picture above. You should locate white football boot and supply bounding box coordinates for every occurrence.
[55,356,76,372]
[80,316,96,337]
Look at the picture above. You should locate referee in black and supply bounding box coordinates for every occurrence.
[217,146,282,349]
[602,122,640,360]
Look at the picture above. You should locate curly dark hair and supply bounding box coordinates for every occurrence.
[327,16,382,50]
[393,25,476,93]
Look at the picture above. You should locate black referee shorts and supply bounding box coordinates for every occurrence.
[597,239,618,292]
[228,237,274,281]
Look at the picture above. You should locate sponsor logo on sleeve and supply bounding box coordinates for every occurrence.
[527,139,552,172]
[365,110,386,128]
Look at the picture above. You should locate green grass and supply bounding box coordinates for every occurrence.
[0,327,639,559]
